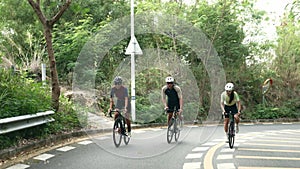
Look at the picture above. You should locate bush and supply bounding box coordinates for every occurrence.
[0,70,83,150]
[0,69,52,118]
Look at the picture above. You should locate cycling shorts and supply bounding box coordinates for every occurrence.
[224,104,238,118]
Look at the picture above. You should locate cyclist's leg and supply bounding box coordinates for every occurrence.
[167,105,174,126]
[176,105,183,121]
[167,112,172,126]
[234,114,240,124]
[231,106,239,133]
[224,106,230,133]
[224,117,229,132]
[125,112,131,132]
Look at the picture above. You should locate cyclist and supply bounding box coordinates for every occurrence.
[161,76,183,127]
[109,76,131,136]
[220,82,241,139]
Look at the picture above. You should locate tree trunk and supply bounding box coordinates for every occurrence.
[27,0,72,111]
[44,26,60,111]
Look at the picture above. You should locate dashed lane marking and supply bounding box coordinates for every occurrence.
[56,146,76,152]
[182,162,201,169]
[217,163,235,169]
[132,130,146,134]
[77,140,93,145]
[217,154,233,160]
[148,128,163,131]
[263,136,300,140]
[33,153,55,161]
[251,139,300,143]
[262,123,274,125]
[202,142,219,146]
[243,123,254,125]
[236,155,300,161]
[185,153,203,159]
[239,167,300,169]
[94,136,110,140]
[6,164,30,169]
[220,148,235,153]
[243,143,300,147]
[238,148,300,153]
[192,147,210,152]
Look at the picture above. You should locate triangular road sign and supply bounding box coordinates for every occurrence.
[125,36,143,55]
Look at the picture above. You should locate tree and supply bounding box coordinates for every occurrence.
[271,0,300,105]
[27,0,72,111]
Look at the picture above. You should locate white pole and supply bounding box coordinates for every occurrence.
[130,0,136,121]
[41,63,46,85]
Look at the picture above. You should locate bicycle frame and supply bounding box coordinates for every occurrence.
[227,111,235,148]
[166,109,180,143]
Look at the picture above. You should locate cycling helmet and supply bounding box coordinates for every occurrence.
[225,83,234,91]
[114,76,122,85]
[165,76,174,83]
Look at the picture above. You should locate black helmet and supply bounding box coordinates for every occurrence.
[114,76,122,85]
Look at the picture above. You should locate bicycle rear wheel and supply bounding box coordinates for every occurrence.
[174,119,180,142]
[167,119,174,143]
[228,122,235,149]
[113,119,122,147]
[123,120,130,145]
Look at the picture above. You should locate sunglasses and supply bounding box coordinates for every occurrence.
[226,90,232,92]
[167,82,174,84]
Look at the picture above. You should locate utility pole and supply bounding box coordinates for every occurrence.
[125,0,142,121]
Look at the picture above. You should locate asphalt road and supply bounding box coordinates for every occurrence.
[4,122,300,169]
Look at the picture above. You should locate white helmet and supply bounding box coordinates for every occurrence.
[225,83,234,91]
[165,76,174,83]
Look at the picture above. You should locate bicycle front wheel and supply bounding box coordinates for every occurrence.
[113,119,122,147]
[167,119,174,144]
[123,120,130,145]
[228,123,235,149]
[174,119,181,142]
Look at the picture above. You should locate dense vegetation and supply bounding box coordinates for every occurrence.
[0,0,299,150]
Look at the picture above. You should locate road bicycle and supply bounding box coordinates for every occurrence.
[227,111,235,149]
[109,109,130,147]
[166,108,181,144]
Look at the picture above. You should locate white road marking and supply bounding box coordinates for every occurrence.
[262,123,274,125]
[236,155,300,160]
[56,146,76,152]
[94,136,110,140]
[182,162,201,169]
[185,153,203,159]
[217,154,233,160]
[242,123,254,125]
[148,128,163,131]
[239,167,300,169]
[6,164,30,169]
[132,130,146,134]
[238,148,300,153]
[187,125,199,128]
[202,142,218,146]
[192,147,210,152]
[78,140,93,145]
[217,163,236,169]
[33,153,55,161]
[220,148,235,153]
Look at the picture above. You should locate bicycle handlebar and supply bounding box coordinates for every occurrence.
[164,108,180,116]
[109,109,123,118]
[222,111,242,119]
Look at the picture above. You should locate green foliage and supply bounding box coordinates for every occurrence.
[0,70,52,118]
[48,95,84,133]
